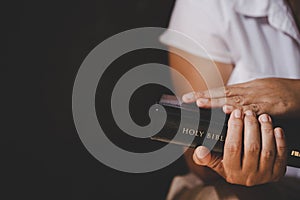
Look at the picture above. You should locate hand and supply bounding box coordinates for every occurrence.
[192,109,287,186]
[182,78,300,117]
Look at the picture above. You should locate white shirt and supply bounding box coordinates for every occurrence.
[160,0,300,178]
[161,0,300,84]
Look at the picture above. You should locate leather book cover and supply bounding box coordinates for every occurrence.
[151,94,300,168]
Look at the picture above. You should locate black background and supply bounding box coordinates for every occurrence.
[4,0,189,199]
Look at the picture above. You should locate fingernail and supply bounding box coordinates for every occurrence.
[244,110,254,116]
[196,146,209,159]
[260,114,270,122]
[198,98,209,104]
[275,128,284,139]
[182,92,194,101]
[234,109,241,118]
[223,105,233,113]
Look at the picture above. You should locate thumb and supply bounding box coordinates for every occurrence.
[193,146,212,166]
[193,146,224,176]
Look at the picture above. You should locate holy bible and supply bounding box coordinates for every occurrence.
[151,94,300,168]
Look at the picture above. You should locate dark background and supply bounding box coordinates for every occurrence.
[5,0,189,199]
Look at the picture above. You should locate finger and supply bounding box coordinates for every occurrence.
[203,87,246,98]
[240,104,260,115]
[193,146,225,177]
[272,128,287,180]
[196,97,225,108]
[239,103,269,116]
[223,109,243,171]
[182,86,245,103]
[182,91,198,103]
[242,110,260,173]
[258,114,276,174]
[223,104,237,114]
[223,103,270,116]
[196,95,245,108]
[182,88,227,102]
[193,146,212,166]
[201,87,229,98]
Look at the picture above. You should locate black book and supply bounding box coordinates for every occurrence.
[151,94,300,168]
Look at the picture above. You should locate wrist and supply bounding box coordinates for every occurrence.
[288,78,300,117]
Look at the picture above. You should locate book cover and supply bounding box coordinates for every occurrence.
[151,94,300,168]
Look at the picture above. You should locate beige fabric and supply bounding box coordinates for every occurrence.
[167,173,300,200]
[166,173,203,200]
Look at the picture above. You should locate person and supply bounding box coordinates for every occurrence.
[160,0,300,199]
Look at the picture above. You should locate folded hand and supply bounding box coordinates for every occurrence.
[183,78,300,117]
[192,110,287,186]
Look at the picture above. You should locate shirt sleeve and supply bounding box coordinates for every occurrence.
[160,0,232,64]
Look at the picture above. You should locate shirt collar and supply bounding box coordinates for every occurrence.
[234,0,270,17]
[234,0,300,44]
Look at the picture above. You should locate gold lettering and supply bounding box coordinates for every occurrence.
[198,130,204,137]
[220,135,225,142]
[188,129,196,135]
[181,128,226,142]
[206,133,211,139]
[291,150,300,157]
[182,128,189,134]
[182,128,206,137]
